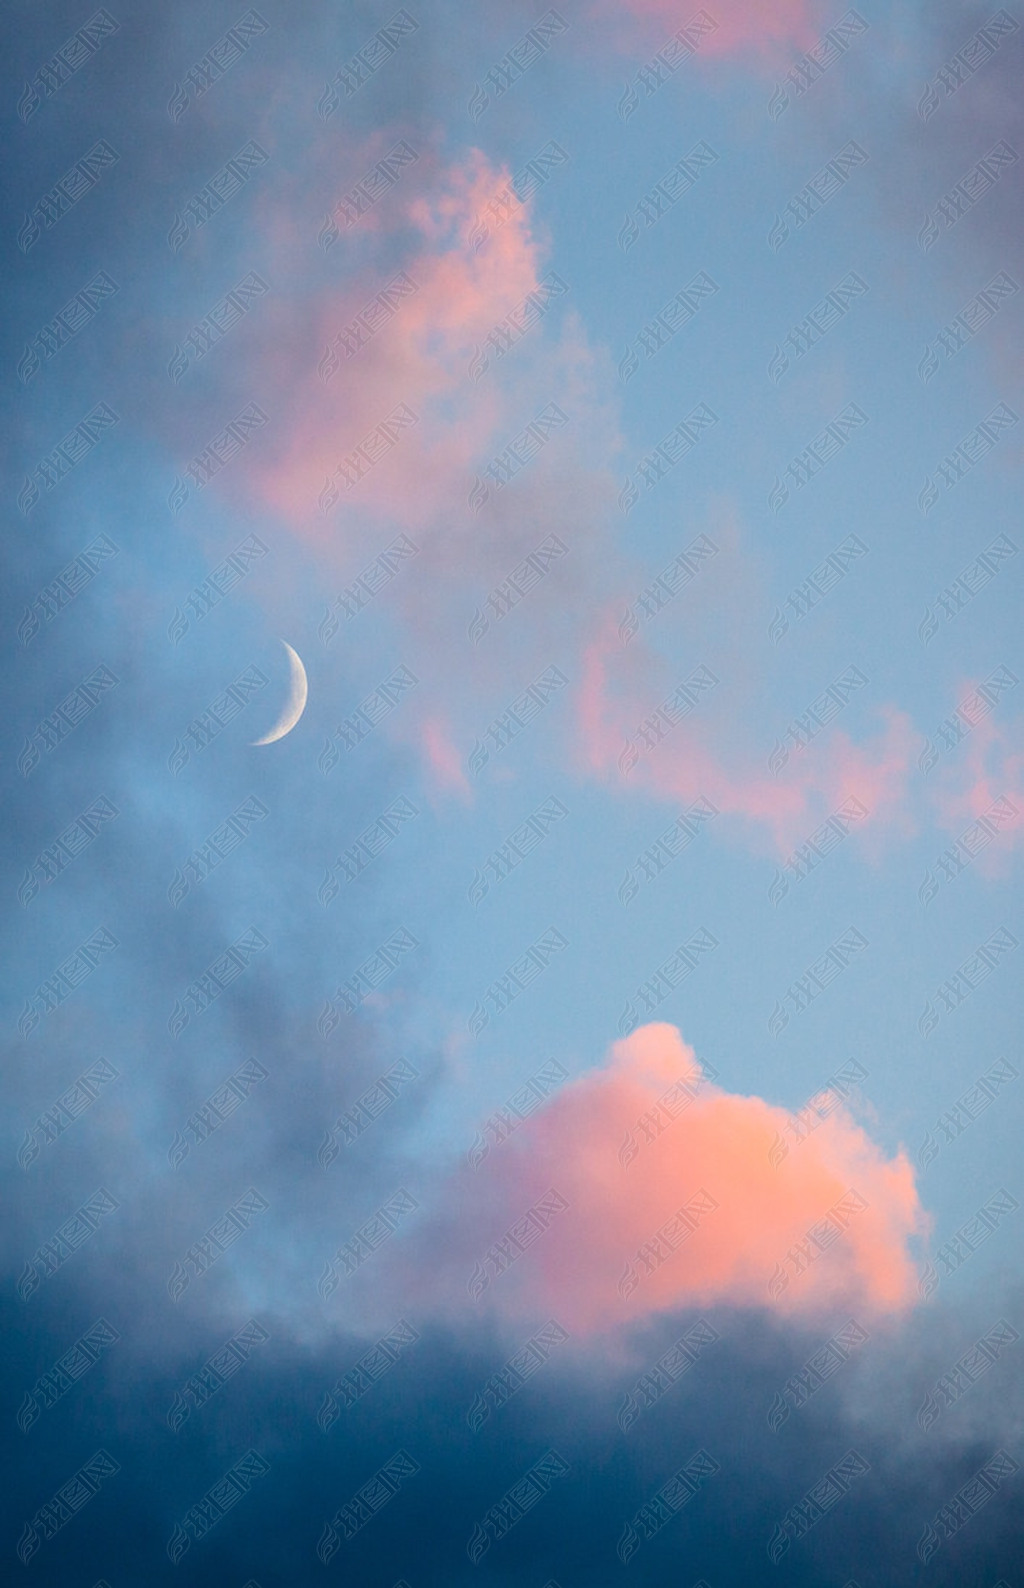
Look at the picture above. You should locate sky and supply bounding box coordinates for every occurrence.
[3,0,1024,1583]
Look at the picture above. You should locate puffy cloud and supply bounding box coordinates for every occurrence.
[405,1023,927,1335]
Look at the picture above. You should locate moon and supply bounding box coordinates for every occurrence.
[251,641,308,745]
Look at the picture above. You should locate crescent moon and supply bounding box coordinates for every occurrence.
[252,641,308,745]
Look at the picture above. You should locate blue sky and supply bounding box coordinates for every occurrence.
[4,1,1024,1582]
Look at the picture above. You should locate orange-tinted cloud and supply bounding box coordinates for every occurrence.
[407,1023,925,1336]
[576,610,917,853]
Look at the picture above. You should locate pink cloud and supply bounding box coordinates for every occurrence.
[399,1024,926,1337]
[930,713,1024,862]
[575,610,917,853]
[592,0,823,62]
[247,149,543,534]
